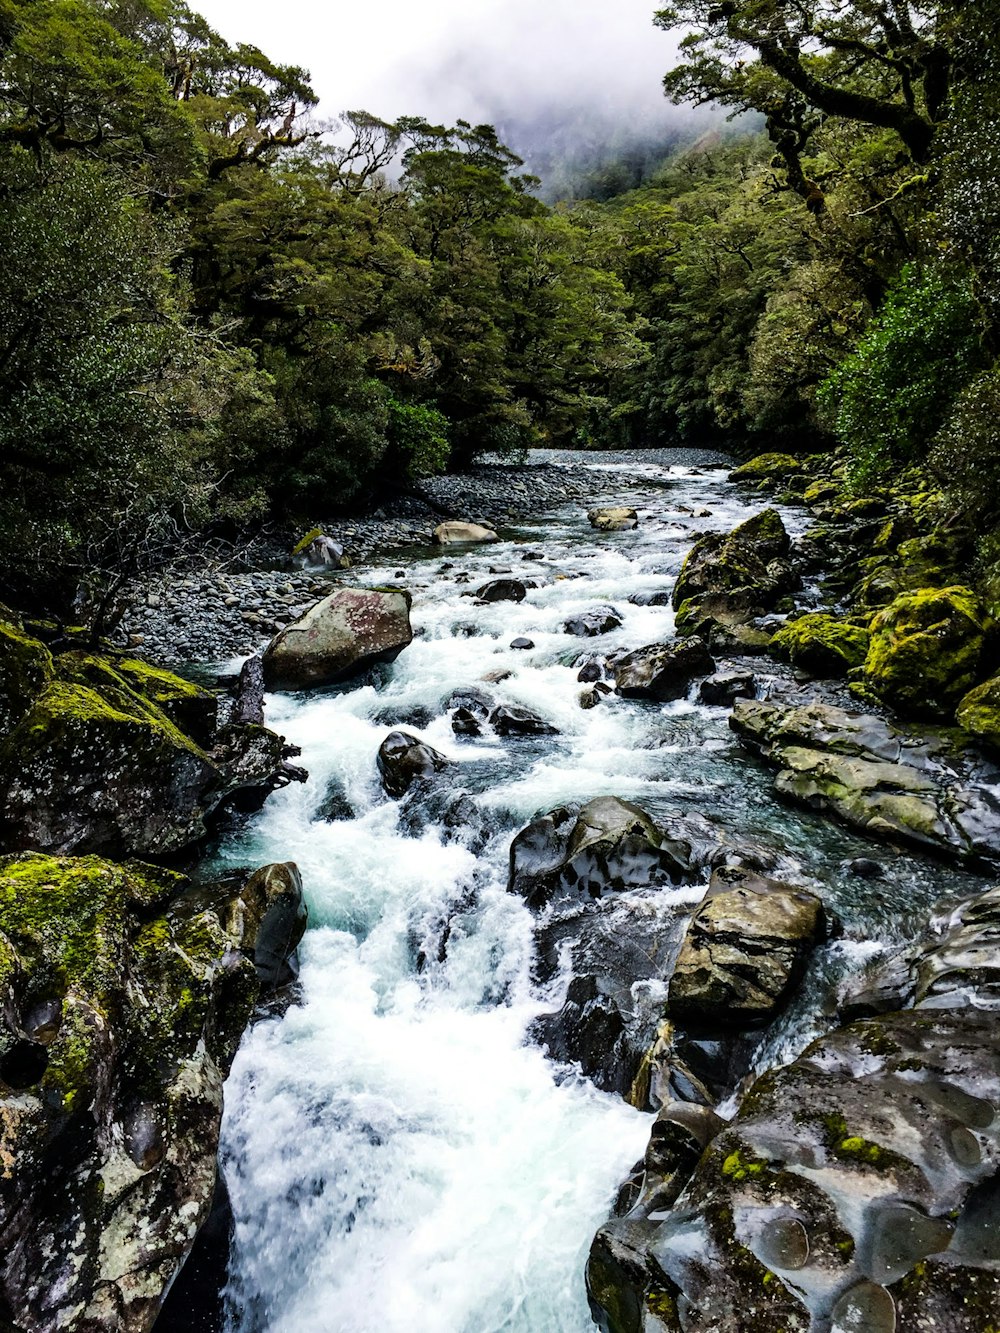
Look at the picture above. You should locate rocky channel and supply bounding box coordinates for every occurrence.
[4,446,1000,1333]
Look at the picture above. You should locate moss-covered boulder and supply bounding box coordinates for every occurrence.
[0,854,305,1332]
[671,510,797,637]
[956,674,1000,751]
[770,613,870,677]
[0,630,297,858]
[728,453,802,483]
[0,610,54,740]
[862,585,989,718]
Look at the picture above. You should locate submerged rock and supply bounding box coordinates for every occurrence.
[0,854,301,1332]
[489,704,559,737]
[262,587,413,690]
[508,796,695,910]
[614,639,715,701]
[432,521,498,545]
[668,868,826,1030]
[376,730,451,798]
[476,578,526,604]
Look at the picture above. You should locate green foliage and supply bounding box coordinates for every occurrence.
[818,266,984,486]
[384,396,450,482]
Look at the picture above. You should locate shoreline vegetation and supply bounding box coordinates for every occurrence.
[3,0,1000,1328]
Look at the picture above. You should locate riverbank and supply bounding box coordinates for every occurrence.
[116,449,730,664]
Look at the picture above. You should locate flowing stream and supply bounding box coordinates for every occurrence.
[206,451,981,1333]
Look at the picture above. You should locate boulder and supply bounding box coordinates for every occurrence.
[531,892,691,1097]
[508,797,695,910]
[699,670,756,707]
[0,853,301,1332]
[957,673,1000,750]
[730,698,1000,864]
[489,704,559,737]
[432,521,499,545]
[671,510,797,636]
[0,650,297,858]
[240,861,308,990]
[862,585,989,718]
[588,507,638,532]
[262,587,413,691]
[590,1006,1000,1333]
[770,613,870,677]
[667,868,826,1030]
[377,730,451,798]
[564,605,624,637]
[614,638,715,701]
[0,611,53,739]
[292,530,349,569]
[728,452,803,483]
[476,578,526,603]
[231,655,265,727]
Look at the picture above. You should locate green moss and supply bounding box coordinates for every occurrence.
[863,586,989,718]
[292,526,324,555]
[116,657,205,703]
[721,1148,768,1182]
[729,454,802,483]
[0,613,54,737]
[956,674,1000,750]
[771,613,870,677]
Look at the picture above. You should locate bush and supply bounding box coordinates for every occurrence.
[818,265,984,487]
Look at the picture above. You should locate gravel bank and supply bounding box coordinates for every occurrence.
[117,449,732,664]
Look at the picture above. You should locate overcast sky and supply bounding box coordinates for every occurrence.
[193,0,682,132]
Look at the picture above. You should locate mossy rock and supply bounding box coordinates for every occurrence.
[863,586,989,719]
[672,510,795,619]
[956,674,1000,751]
[728,453,802,483]
[0,853,264,1327]
[770,613,870,678]
[0,609,54,740]
[292,526,325,556]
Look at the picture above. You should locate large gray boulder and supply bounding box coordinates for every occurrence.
[614,639,715,701]
[672,509,797,638]
[508,796,696,910]
[0,854,302,1333]
[589,507,639,532]
[668,867,826,1030]
[262,587,413,690]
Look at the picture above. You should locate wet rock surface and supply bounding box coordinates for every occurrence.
[667,868,827,1030]
[731,697,1000,864]
[377,730,452,798]
[614,638,716,701]
[0,855,302,1333]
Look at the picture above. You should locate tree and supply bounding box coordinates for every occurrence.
[654,1,956,208]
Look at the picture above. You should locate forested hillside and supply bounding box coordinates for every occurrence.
[1,0,998,619]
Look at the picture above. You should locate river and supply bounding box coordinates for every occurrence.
[204,450,979,1333]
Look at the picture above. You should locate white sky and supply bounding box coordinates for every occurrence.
[193,0,681,129]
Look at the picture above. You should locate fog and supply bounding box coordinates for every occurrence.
[193,0,711,190]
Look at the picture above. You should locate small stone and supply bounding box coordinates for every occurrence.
[511,637,535,650]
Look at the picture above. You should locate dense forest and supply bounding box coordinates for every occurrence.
[1,0,998,617]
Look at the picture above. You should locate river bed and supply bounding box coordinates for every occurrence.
[204,451,981,1333]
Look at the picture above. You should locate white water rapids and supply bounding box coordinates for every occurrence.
[207,453,978,1333]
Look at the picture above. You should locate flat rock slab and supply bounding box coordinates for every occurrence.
[432,521,498,545]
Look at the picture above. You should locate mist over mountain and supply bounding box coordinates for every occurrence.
[194,0,714,194]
